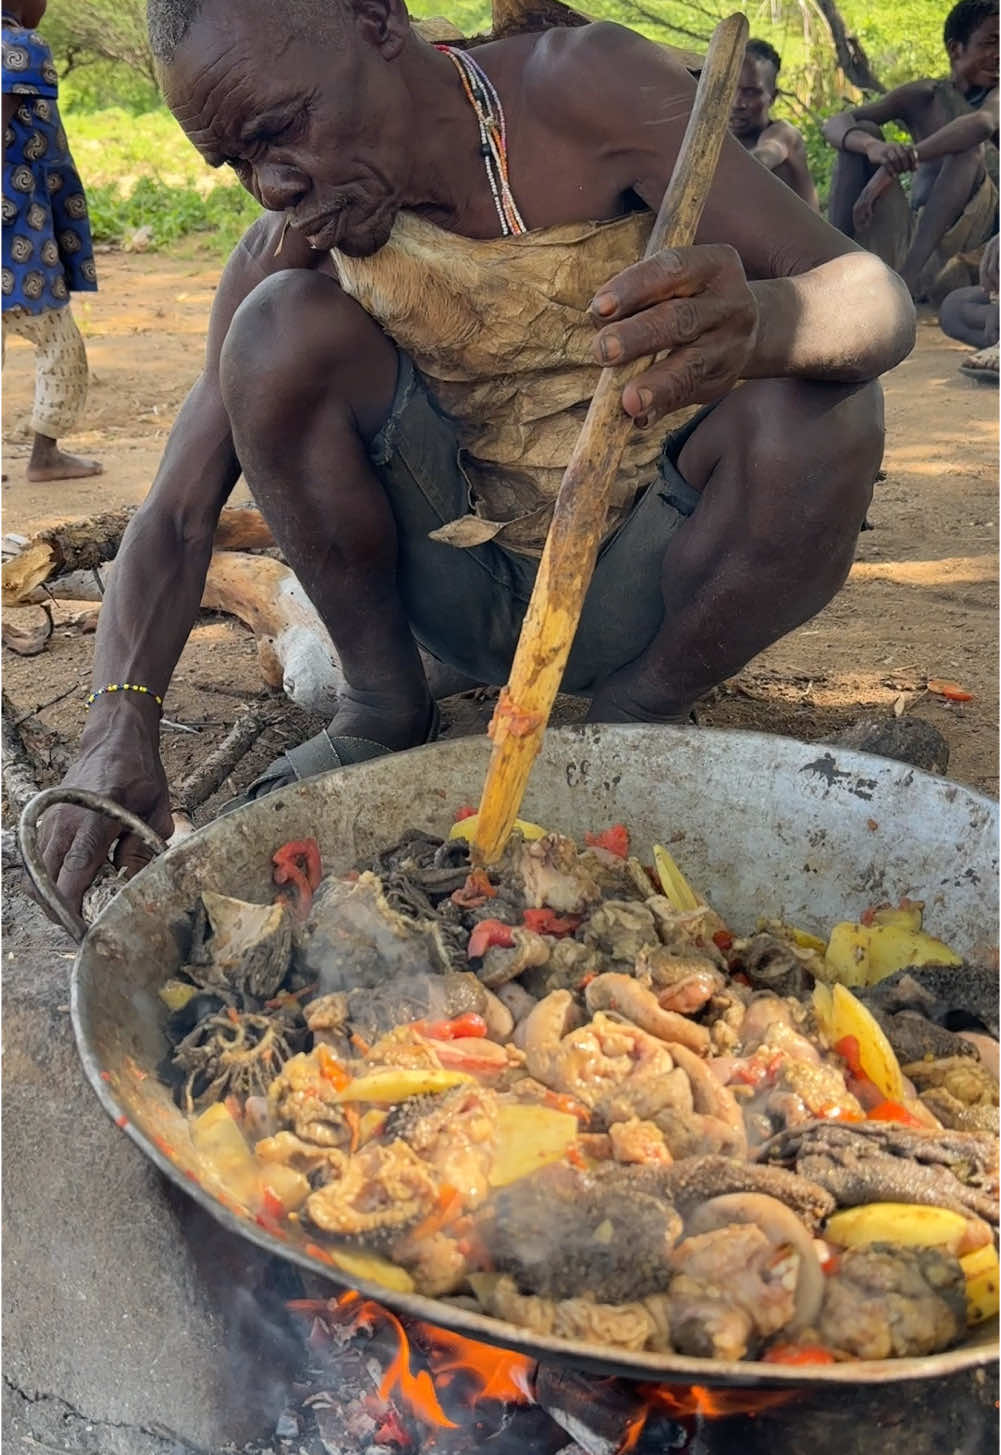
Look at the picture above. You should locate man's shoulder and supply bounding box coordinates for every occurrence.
[522,23,695,130]
[883,77,938,113]
[762,117,807,150]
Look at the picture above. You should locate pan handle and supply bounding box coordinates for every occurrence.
[18,787,168,944]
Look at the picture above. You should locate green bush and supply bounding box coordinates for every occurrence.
[86,175,261,252]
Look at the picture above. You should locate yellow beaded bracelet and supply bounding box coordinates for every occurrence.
[85,682,164,710]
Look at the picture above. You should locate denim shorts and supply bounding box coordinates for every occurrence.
[369,353,706,695]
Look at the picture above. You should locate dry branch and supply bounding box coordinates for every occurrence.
[2,506,275,605]
[173,706,268,813]
[2,690,41,815]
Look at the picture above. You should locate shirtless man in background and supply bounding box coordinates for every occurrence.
[824,0,998,300]
[730,39,819,209]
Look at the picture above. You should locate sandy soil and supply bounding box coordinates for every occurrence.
[2,249,998,817]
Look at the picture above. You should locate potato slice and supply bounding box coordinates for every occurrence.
[159,978,199,1012]
[813,981,906,1101]
[825,1202,968,1254]
[256,1161,310,1212]
[824,921,962,989]
[450,813,547,843]
[866,924,962,980]
[325,1246,415,1294]
[653,844,702,913]
[823,924,871,988]
[336,1068,472,1103]
[488,1105,579,1187]
[871,904,924,932]
[961,1244,1001,1326]
[788,927,828,955]
[191,1102,259,1204]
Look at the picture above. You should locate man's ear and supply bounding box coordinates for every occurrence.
[350,0,410,58]
[945,37,962,64]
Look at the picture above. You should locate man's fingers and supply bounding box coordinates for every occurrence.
[48,814,119,920]
[593,295,733,368]
[622,346,728,422]
[113,830,162,879]
[590,245,735,325]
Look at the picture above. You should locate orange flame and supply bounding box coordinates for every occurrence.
[376,1306,458,1430]
[426,1326,535,1405]
[290,1293,796,1447]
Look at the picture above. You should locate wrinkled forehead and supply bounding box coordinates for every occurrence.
[159,3,304,148]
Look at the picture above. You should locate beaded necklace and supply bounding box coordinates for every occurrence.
[436,44,527,237]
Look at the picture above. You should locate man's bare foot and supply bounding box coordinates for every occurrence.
[26,447,103,482]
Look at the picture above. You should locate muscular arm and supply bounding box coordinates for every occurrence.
[822,82,932,151]
[751,120,819,209]
[38,214,330,911]
[549,26,913,406]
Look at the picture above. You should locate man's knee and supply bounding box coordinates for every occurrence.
[724,378,883,548]
[219,271,390,430]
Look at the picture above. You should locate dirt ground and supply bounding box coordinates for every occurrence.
[2,249,998,817]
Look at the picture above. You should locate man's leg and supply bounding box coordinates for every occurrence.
[940,284,1000,347]
[219,270,434,749]
[827,120,912,272]
[587,377,884,723]
[900,149,983,296]
[827,126,880,238]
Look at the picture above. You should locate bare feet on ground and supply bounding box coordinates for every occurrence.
[26,435,103,482]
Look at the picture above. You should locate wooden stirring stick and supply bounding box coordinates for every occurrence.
[471,12,749,865]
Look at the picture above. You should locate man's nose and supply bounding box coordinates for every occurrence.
[254,163,309,212]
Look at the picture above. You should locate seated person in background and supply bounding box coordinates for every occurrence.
[823,0,998,302]
[730,38,819,209]
[940,232,999,376]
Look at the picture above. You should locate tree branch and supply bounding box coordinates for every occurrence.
[811,0,883,93]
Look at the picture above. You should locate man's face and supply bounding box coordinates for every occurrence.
[949,15,1000,91]
[731,55,775,138]
[160,0,411,257]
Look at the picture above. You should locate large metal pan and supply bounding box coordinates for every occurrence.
[21,725,1000,1387]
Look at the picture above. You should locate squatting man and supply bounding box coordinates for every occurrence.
[35,0,915,916]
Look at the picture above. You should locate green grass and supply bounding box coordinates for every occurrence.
[67,106,261,257]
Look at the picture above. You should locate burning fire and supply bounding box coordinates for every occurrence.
[290,1292,793,1451]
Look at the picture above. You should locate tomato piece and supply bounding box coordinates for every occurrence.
[467,919,516,959]
[762,1343,836,1366]
[259,1186,288,1223]
[585,824,630,858]
[273,839,322,889]
[451,870,498,908]
[522,908,581,937]
[816,1103,864,1122]
[927,679,974,702]
[867,1099,927,1128]
[407,1184,462,1243]
[712,929,734,952]
[316,1044,351,1091]
[833,1034,863,1076]
[453,804,477,822]
[415,1012,488,1041]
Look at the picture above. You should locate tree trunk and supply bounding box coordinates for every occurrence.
[813,0,883,94]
